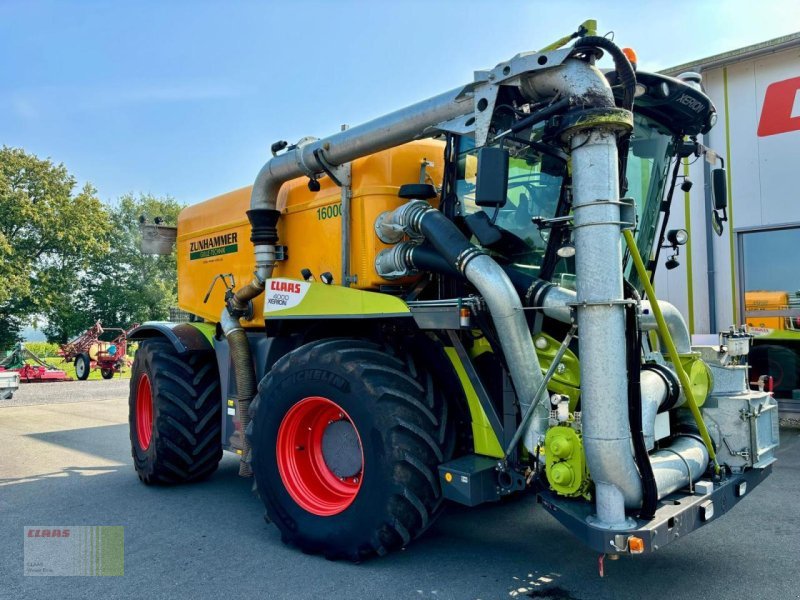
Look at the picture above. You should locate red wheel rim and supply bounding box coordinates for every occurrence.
[276,396,364,516]
[136,373,153,451]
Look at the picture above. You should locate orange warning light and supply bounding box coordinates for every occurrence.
[628,536,645,554]
[622,47,638,69]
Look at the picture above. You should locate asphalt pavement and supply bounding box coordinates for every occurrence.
[1,380,798,600]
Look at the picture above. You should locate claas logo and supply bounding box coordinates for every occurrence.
[758,76,800,137]
[270,280,302,294]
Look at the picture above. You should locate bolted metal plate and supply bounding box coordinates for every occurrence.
[321,420,362,478]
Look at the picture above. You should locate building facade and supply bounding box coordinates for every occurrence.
[658,33,800,414]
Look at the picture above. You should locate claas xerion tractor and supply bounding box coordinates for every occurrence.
[128,22,779,562]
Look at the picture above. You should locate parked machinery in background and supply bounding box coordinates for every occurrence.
[60,321,138,380]
[0,342,68,384]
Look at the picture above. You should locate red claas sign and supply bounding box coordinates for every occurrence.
[758,76,800,137]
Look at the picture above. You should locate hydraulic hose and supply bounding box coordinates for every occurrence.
[574,35,636,194]
[623,228,719,473]
[574,36,635,110]
[624,281,657,520]
[505,97,572,136]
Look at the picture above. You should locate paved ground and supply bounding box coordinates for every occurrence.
[1,380,798,600]
[3,379,130,407]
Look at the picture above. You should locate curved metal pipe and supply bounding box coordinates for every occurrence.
[380,203,549,452]
[651,435,709,497]
[251,87,472,215]
[520,58,616,106]
[539,288,693,356]
[640,369,668,451]
[640,300,692,354]
[466,255,551,450]
[238,87,474,291]
[220,309,257,476]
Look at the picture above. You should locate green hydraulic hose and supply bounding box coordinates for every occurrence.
[622,229,720,474]
[538,19,597,52]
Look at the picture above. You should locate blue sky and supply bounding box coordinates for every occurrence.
[2,0,798,208]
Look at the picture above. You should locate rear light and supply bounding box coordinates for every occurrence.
[628,536,645,554]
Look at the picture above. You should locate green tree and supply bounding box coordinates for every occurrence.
[81,193,183,330]
[0,147,109,348]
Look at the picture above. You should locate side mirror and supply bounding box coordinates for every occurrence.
[712,168,727,210]
[475,147,509,207]
[710,168,728,236]
[712,210,725,237]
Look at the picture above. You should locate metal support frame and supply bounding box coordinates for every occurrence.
[501,372,518,455]
[339,163,353,286]
[503,321,577,458]
[314,147,354,287]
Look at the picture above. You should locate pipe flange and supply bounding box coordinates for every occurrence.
[585,514,637,531]
[553,107,633,142]
[292,137,321,178]
[642,363,681,412]
[454,246,484,273]
[374,211,405,244]
[526,279,554,308]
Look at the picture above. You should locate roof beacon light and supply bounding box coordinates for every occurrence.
[622,47,638,70]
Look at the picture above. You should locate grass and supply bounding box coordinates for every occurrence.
[24,356,134,381]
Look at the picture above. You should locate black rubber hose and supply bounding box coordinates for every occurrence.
[417,210,483,274]
[624,281,657,520]
[574,35,636,194]
[408,244,462,278]
[574,36,635,111]
[648,153,683,280]
[509,97,572,134]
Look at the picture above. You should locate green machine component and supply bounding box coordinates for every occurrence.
[545,426,591,499]
[469,333,581,410]
[532,332,581,410]
[677,352,713,407]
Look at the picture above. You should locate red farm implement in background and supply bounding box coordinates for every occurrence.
[0,342,69,383]
[59,321,138,380]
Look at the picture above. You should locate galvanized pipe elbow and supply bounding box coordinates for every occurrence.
[520,58,615,107]
[640,300,692,354]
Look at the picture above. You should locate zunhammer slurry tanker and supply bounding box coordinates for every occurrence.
[128,22,779,562]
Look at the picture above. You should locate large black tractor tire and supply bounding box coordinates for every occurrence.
[249,338,454,561]
[129,339,222,484]
[750,344,799,393]
[74,353,91,380]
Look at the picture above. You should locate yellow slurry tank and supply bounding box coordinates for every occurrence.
[177,140,444,325]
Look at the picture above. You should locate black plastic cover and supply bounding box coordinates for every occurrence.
[475,147,509,207]
[398,183,438,200]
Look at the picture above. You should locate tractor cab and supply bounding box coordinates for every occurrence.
[449,69,721,292]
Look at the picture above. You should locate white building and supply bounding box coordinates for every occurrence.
[659,33,800,414]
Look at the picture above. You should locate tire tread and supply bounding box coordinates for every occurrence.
[250,337,453,561]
